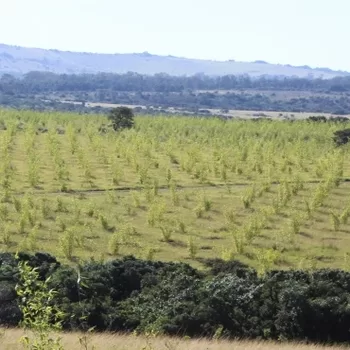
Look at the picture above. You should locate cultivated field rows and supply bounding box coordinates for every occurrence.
[1,109,350,270]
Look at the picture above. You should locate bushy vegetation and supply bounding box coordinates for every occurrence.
[108,107,134,131]
[2,252,350,344]
[333,129,350,146]
[2,72,350,114]
[1,109,350,345]
[4,71,350,93]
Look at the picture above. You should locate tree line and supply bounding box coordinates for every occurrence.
[2,71,350,93]
[2,71,350,114]
[2,252,350,343]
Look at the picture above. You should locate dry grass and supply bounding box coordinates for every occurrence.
[0,329,347,350]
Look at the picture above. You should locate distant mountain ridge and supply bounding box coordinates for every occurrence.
[0,43,349,78]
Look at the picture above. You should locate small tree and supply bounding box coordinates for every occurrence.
[333,129,350,147]
[15,259,64,350]
[108,107,135,131]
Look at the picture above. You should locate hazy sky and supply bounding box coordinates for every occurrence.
[1,0,349,70]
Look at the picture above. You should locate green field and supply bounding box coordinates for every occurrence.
[1,109,350,271]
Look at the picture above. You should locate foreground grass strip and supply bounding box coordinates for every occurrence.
[0,330,348,350]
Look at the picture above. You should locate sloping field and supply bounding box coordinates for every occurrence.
[1,109,350,271]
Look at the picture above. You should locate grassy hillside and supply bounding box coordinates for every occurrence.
[1,110,350,271]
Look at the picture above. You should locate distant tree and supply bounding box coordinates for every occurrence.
[333,129,350,146]
[308,116,327,122]
[108,107,134,131]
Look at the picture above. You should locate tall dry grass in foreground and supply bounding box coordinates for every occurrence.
[0,329,347,350]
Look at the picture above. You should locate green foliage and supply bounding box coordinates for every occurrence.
[3,112,350,346]
[59,229,75,260]
[56,216,66,232]
[232,229,246,254]
[99,213,111,232]
[330,211,340,231]
[13,197,22,213]
[5,71,350,114]
[15,258,64,350]
[1,253,350,343]
[333,129,350,147]
[147,202,166,227]
[177,220,186,234]
[108,107,135,131]
[187,237,198,258]
[255,248,281,276]
[0,203,9,221]
[288,214,303,236]
[202,195,212,212]
[170,183,180,206]
[159,224,173,242]
[55,197,67,213]
[108,233,120,256]
[145,247,157,261]
[40,198,51,220]
[223,206,236,227]
[1,226,11,247]
[340,205,350,224]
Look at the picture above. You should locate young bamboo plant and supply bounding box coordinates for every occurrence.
[15,258,64,350]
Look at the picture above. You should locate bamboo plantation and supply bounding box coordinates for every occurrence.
[1,109,350,271]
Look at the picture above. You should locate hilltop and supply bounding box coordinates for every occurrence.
[0,43,349,78]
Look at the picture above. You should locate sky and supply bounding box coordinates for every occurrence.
[1,0,349,71]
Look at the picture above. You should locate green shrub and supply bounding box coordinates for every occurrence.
[108,107,135,131]
[1,253,350,343]
[15,259,64,350]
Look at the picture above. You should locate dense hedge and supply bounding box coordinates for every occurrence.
[2,252,350,343]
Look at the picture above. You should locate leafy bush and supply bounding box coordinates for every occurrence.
[2,252,350,343]
[333,129,350,146]
[108,107,135,131]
